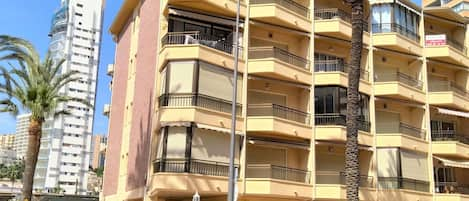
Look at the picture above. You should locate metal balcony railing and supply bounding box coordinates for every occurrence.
[153,158,238,177]
[246,164,311,183]
[314,8,369,32]
[314,60,369,81]
[316,171,374,188]
[374,72,423,90]
[249,46,310,69]
[400,123,426,139]
[431,130,469,145]
[435,182,469,194]
[248,103,310,124]
[378,177,430,192]
[250,0,310,18]
[315,113,371,132]
[159,93,242,115]
[429,81,469,98]
[372,23,420,42]
[161,31,243,56]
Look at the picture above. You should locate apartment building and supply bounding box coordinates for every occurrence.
[0,134,15,150]
[102,0,469,201]
[32,0,104,195]
[14,113,32,159]
[90,134,107,170]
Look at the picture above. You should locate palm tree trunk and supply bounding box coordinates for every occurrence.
[22,119,42,201]
[346,0,364,201]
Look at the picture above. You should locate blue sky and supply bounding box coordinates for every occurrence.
[0,0,123,135]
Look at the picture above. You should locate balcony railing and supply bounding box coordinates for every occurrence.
[425,35,467,54]
[250,0,310,18]
[159,93,242,115]
[316,171,373,188]
[400,123,426,139]
[435,182,469,194]
[431,130,469,145]
[246,164,311,183]
[249,46,310,70]
[314,8,369,32]
[315,113,371,132]
[248,103,311,124]
[153,158,237,177]
[372,23,420,42]
[375,72,423,90]
[378,177,430,192]
[429,81,469,98]
[314,60,369,81]
[161,31,243,56]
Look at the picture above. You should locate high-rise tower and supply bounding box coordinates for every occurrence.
[33,0,104,195]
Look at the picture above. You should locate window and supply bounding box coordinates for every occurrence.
[75,13,83,17]
[314,86,369,120]
[372,3,420,35]
[77,3,83,8]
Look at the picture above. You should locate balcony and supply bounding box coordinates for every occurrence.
[106,64,114,76]
[314,8,370,43]
[428,81,469,111]
[314,60,371,94]
[150,158,236,194]
[249,0,312,32]
[159,32,244,71]
[378,177,430,192]
[435,182,469,201]
[376,122,428,153]
[164,0,247,17]
[245,164,313,198]
[158,93,244,131]
[247,104,312,139]
[315,114,373,146]
[248,47,311,85]
[432,131,469,159]
[374,72,425,103]
[378,177,432,201]
[315,171,375,200]
[425,35,469,67]
[372,23,422,55]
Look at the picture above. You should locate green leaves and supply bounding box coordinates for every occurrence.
[0,35,92,122]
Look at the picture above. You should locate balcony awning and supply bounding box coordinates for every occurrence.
[248,137,310,150]
[436,107,469,119]
[196,123,243,135]
[169,7,244,28]
[434,156,469,169]
[160,121,192,127]
[161,121,243,135]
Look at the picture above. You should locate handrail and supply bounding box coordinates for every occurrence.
[314,59,369,81]
[247,103,310,124]
[316,171,374,187]
[435,182,469,194]
[251,0,310,18]
[246,163,311,183]
[315,113,371,132]
[153,158,238,177]
[431,130,469,145]
[249,46,310,69]
[372,23,420,42]
[378,177,430,192]
[374,72,423,90]
[429,80,469,98]
[159,93,242,115]
[314,8,369,32]
[161,31,243,57]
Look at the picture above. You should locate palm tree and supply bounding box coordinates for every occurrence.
[6,161,24,192]
[0,35,91,201]
[344,0,365,201]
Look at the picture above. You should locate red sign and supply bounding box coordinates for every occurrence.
[425,34,446,46]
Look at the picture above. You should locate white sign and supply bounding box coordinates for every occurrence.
[425,34,446,46]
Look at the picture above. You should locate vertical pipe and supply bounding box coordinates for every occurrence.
[228,1,242,201]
